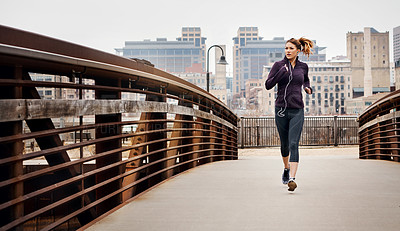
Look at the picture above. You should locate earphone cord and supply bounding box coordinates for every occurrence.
[277,62,293,118]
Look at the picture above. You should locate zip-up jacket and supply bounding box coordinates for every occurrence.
[265,56,312,109]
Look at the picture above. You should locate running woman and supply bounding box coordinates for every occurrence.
[265,37,314,191]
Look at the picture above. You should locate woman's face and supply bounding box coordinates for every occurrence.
[285,42,299,60]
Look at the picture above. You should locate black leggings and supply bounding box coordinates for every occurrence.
[275,107,304,163]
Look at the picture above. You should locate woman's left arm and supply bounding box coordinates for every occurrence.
[303,65,312,94]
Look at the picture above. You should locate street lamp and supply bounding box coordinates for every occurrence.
[206,45,228,92]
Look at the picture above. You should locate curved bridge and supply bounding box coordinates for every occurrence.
[0,25,238,230]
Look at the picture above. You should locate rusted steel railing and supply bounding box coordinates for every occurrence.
[239,116,358,148]
[358,90,400,161]
[0,25,238,230]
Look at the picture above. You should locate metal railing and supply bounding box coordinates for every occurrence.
[358,90,400,161]
[0,25,238,230]
[239,116,358,148]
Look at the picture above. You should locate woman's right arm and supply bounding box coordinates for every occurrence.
[265,62,288,90]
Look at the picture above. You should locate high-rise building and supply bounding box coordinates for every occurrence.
[346,27,390,98]
[394,26,400,63]
[115,27,206,74]
[232,27,326,110]
[395,59,400,90]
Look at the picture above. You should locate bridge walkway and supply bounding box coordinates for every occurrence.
[84,146,400,231]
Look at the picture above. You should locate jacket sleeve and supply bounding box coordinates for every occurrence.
[303,65,313,94]
[265,62,288,90]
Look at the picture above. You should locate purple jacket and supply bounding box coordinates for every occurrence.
[265,56,312,109]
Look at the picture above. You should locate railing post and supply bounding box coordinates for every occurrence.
[145,87,167,187]
[95,78,122,215]
[334,116,338,146]
[240,117,244,148]
[0,66,24,230]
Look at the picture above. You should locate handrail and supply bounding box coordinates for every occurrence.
[0,25,238,230]
[357,89,400,161]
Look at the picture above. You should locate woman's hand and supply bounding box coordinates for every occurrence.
[305,87,312,94]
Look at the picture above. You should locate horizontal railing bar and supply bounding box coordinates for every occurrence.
[359,141,400,148]
[0,99,237,130]
[0,79,221,115]
[360,147,400,153]
[358,126,400,137]
[360,153,400,157]
[0,118,237,144]
[358,135,400,145]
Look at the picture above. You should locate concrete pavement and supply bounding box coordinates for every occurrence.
[85,146,400,231]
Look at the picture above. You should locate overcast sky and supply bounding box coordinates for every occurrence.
[1,0,399,73]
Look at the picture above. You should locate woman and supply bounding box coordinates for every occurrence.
[265,37,313,192]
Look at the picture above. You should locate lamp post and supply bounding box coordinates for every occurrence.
[206,45,228,92]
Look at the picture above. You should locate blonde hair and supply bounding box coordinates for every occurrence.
[286,37,314,57]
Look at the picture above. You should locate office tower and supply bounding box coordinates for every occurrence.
[232,27,326,110]
[394,26,400,90]
[115,27,206,74]
[346,27,390,98]
[394,26,400,63]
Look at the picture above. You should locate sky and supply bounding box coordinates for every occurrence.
[0,0,399,74]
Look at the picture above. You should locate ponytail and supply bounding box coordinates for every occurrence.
[299,37,314,57]
[286,37,314,57]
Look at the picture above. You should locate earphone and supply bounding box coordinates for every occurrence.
[276,61,293,118]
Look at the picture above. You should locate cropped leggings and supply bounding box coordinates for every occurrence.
[275,107,304,163]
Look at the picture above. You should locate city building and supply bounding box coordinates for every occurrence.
[115,27,206,74]
[396,59,400,90]
[232,27,326,110]
[394,26,400,63]
[177,72,207,90]
[245,79,263,111]
[345,92,390,115]
[30,73,96,100]
[346,27,391,98]
[261,60,352,115]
